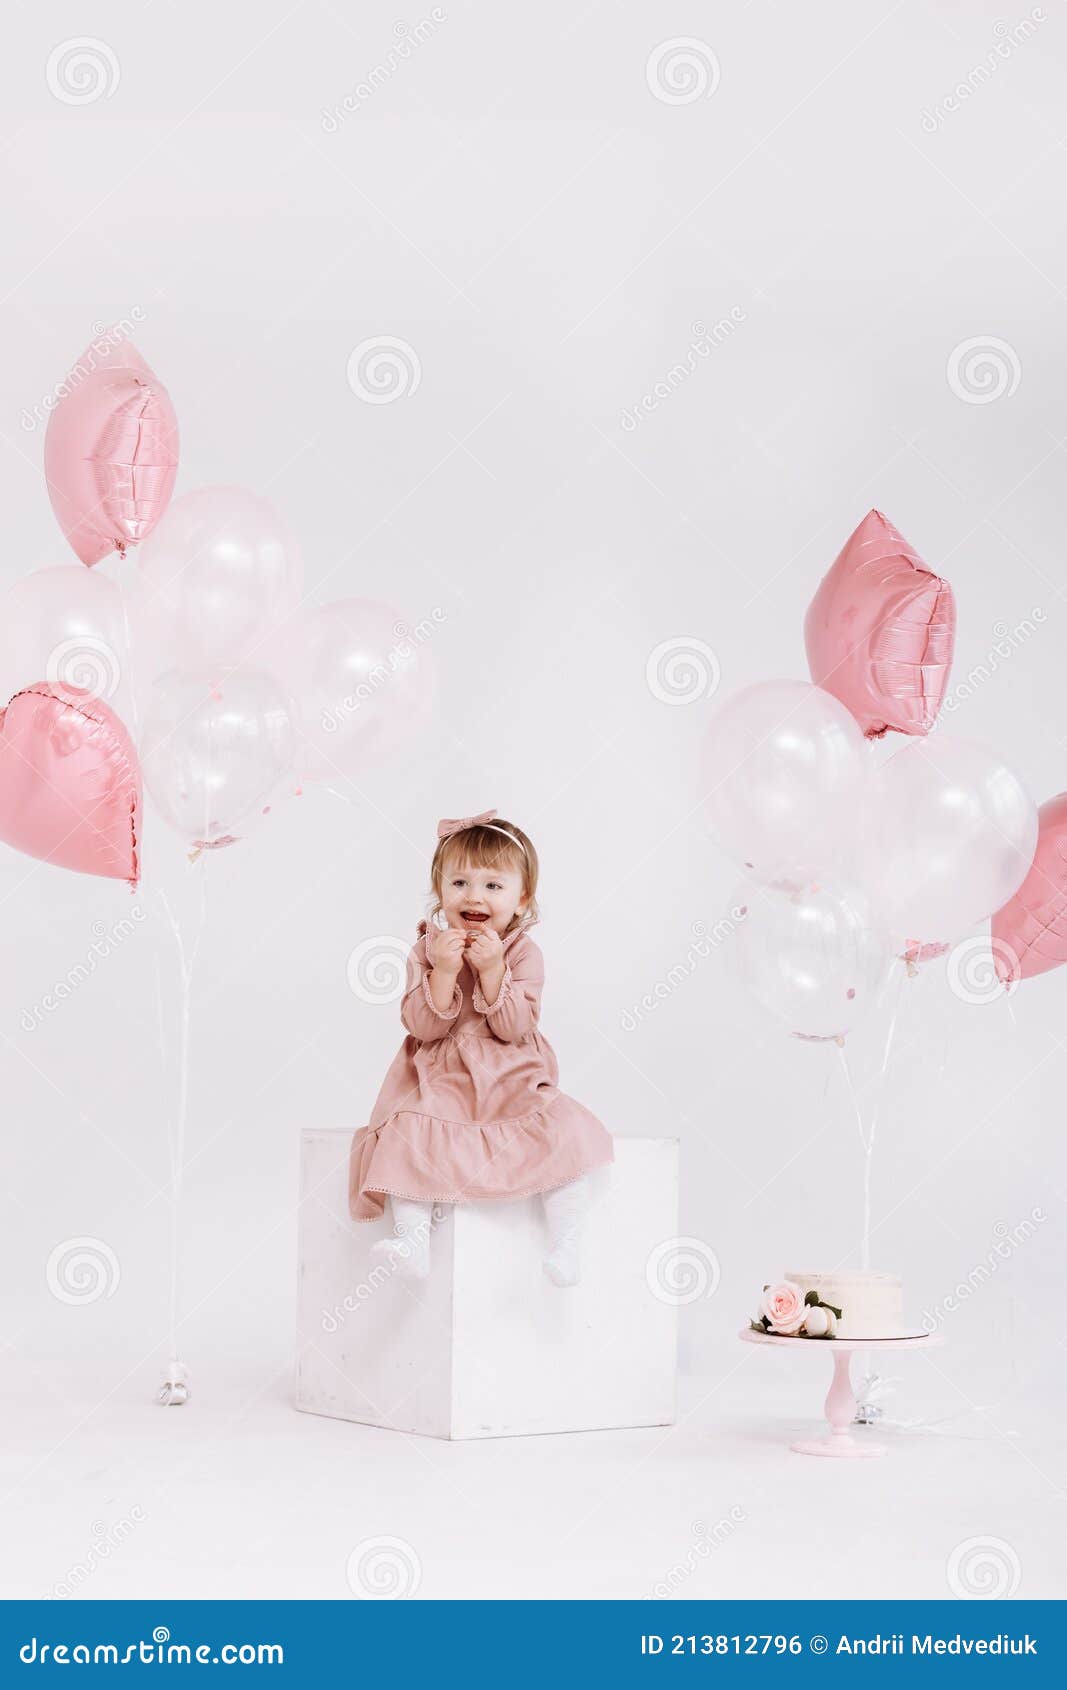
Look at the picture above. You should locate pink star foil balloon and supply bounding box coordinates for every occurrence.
[44,336,179,567]
[0,683,141,884]
[804,509,956,738]
[992,793,1067,986]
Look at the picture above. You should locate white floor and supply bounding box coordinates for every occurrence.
[3,1341,1063,1602]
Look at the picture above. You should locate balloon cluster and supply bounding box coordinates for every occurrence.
[0,336,436,882]
[704,510,1049,1040]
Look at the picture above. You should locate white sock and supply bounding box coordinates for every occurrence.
[371,1196,435,1281]
[541,1175,590,1288]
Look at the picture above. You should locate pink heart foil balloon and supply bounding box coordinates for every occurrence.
[992,793,1067,985]
[0,683,141,885]
[804,509,956,738]
[44,337,179,567]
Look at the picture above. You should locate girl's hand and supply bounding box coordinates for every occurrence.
[465,926,503,974]
[428,926,467,976]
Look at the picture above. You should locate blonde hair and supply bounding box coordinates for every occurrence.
[429,817,540,932]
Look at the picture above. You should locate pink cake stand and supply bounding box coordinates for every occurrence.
[739,1327,943,1458]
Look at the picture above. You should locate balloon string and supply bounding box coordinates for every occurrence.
[842,961,909,1418]
[835,959,908,1274]
[117,576,143,748]
[157,861,208,1371]
[863,962,908,1269]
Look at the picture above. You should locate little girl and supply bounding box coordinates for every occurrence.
[348,809,614,1286]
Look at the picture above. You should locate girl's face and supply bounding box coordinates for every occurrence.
[441,856,526,936]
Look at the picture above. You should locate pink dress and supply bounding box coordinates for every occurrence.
[349,918,614,1220]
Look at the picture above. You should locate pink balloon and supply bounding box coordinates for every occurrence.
[0,682,141,884]
[992,793,1067,985]
[44,337,179,567]
[805,510,956,738]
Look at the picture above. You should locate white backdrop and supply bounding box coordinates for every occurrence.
[1,0,1065,1599]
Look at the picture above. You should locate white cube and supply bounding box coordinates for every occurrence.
[295,1131,679,1440]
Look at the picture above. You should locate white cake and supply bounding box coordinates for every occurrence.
[784,1270,905,1339]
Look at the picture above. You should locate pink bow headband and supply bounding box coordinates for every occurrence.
[436,808,528,859]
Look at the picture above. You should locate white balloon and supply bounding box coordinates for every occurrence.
[702,680,868,882]
[288,599,437,784]
[734,876,892,1042]
[129,486,303,673]
[142,670,296,848]
[859,736,1038,942]
[0,565,129,711]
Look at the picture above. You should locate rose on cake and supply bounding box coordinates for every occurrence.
[751,1279,843,1338]
[756,1281,807,1334]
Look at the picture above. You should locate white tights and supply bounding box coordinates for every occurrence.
[370,1175,591,1288]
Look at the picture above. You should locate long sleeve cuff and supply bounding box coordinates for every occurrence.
[423,972,462,1019]
[472,964,512,1017]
